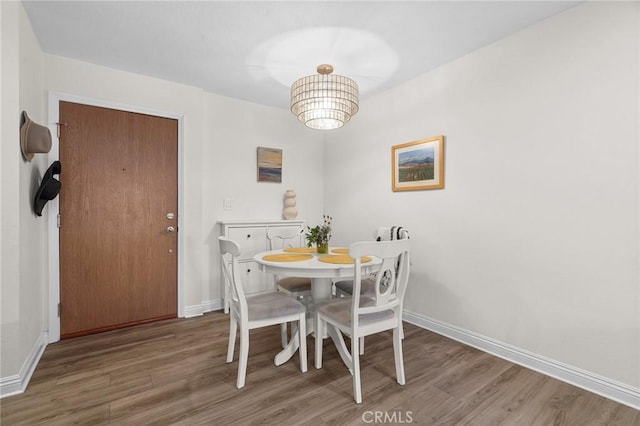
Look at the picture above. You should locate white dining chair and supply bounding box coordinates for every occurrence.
[219,236,307,389]
[266,226,313,348]
[333,226,410,355]
[314,239,410,404]
[334,226,409,297]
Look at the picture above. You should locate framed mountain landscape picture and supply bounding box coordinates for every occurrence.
[391,135,444,191]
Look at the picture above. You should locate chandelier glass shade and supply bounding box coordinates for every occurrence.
[290,64,359,130]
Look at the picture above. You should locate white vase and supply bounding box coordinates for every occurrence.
[283,189,298,220]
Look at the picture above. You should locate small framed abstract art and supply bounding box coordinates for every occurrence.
[391,135,444,191]
[257,147,282,183]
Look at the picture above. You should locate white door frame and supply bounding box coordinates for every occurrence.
[47,91,185,343]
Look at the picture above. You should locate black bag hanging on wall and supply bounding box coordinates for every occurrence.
[34,161,61,216]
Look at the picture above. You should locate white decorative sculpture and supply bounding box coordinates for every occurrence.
[283,189,298,220]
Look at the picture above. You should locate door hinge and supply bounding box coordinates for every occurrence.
[55,122,68,138]
[57,214,61,228]
[58,303,61,317]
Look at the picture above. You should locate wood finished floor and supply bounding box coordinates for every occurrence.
[1,312,638,425]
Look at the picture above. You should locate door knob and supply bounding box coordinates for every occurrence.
[166,226,176,233]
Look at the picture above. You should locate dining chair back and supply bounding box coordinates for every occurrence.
[335,226,410,297]
[314,238,411,403]
[220,237,249,319]
[266,226,313,298]
[266,226,304,249]
[219,236,307,389]
[266,226,313,348]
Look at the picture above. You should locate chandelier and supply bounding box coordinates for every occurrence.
[290,64,359,130]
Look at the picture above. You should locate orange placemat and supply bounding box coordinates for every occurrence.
[331,248,348,254]
[262,254,313,262]
[283,247,316,254]
[318,255,372,264]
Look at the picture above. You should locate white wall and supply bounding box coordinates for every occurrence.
[17,0,48,380]
[1,0,23,379]
[0,1,48,391]
[201,93,324,304]
[325,1,639,389]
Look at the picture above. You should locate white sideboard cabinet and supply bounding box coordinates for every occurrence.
[218,219,305,313]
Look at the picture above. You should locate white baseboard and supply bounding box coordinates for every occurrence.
[403,311,640,410]
[1,302,226,398]
[184,299,223,318]
[0,332,48,399]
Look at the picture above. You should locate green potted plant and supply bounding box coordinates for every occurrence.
[305,214,332,254]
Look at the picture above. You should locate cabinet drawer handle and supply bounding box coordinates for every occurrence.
[247,234,251,239]
[246,269,251,273]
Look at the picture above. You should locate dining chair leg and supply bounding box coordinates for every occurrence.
[352,336,362,404]
[226,315,237,363]
[224,283,230,314]
[298,314,307,373]
[393,326,405,385]
[280,323,288,349]
[237,327,249,389]
[314,314,323,369]
[359,337,365,355]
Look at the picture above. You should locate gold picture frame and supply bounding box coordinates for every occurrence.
[392,135,444,191]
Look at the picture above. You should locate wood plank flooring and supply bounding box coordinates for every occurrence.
[1,312,638,425]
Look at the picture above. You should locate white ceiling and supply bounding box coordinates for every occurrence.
[22,1,579,109]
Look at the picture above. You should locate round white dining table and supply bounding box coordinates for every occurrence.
[253,247,381,366]
[254,248,380,300]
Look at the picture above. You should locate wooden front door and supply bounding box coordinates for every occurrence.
[59,101,178,339]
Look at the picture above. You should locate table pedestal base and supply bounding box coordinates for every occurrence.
[274,278,350,369]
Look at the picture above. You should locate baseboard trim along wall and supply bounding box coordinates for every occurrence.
[0,332,48,399]
[184,299,223,318]
[403,311,640,410]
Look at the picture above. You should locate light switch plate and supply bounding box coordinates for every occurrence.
[223,198,233,210]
